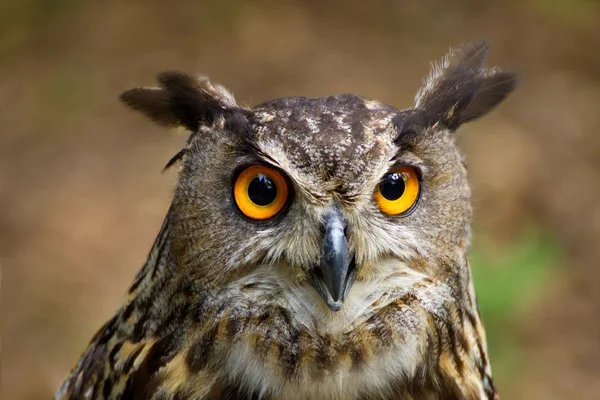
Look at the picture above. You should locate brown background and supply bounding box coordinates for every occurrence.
[2,1,599,399]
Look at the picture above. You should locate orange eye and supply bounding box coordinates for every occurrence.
[233,165,289,220]
[374,166,420,215]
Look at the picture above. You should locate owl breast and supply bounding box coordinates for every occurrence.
[194,260,452,399]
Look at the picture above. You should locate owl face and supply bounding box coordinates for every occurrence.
[167,95,471,313]
[121,41,515,312]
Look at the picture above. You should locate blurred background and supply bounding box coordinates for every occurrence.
[1,0,599,398]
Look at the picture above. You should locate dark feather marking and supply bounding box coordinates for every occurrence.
[206,379,271,400]
[257,311,270,324]
[398,292,418,306]
[315,334,335,374]
[158,299,190,338]
[102,374,114,399]
[476,339,489,378]
[121,333,180,400]
[465,308,478,333]
[129,212,171,295]
[150,234,168,280]
[456,303,465,329]
[122,345,145,375]
[186,323,219,372]
[382,365,460,400]
[130,310,148,343]
[433,319,445,362]
[241,282,259,291]
[130,269,172,343]
[226,315,244,340]
[278,307,293,331]
[346,338,369,372]
[270,308,300,378]
[368,314,394,347]
[253,326,272,360]
[423,329,438,372]
[253,311,283,360]
[91,373,105,400]
[128,266,145,295]
[191,291,211,324]
[108,340,124,369]
[445,321,465,376]
[483,373,497,399]
[121,302,135,322]
[66,317,117,399]
[280,329,301,379]
[456,323,470,354]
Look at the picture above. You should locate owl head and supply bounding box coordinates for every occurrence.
[121,41,516,312]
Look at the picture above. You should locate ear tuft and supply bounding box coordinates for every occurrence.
[414,40,517,130]
[120,71,238,132]
[459,69,518,125]
[120,88,175,127]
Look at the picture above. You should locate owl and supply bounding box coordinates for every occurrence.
[55,41,516,400]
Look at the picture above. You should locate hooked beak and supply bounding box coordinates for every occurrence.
[311,207,357,312]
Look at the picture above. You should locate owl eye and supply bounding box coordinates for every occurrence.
[374,166,420,216]
[233,165,289,220]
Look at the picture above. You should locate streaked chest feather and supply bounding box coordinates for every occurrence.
[178,260,454,399]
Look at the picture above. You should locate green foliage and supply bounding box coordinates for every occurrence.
[470,230,561,388]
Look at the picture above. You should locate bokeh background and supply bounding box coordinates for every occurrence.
[2,0,599,398]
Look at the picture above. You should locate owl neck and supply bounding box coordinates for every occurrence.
[116,208,184,342]
[128,209,176,294]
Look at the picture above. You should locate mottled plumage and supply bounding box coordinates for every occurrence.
[56,41,516,400]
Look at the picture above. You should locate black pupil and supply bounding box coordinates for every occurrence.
[379,172,405,200]
[248,174,277,206]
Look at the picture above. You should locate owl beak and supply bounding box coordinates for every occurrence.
[312,207,356,312]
